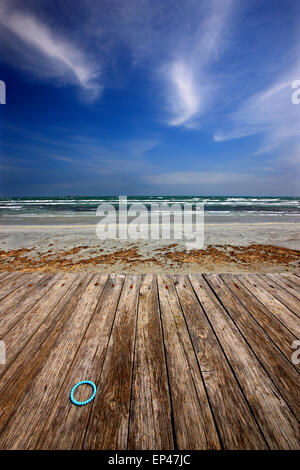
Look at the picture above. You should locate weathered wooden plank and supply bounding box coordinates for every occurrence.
[0,272,13,281]
[0,272,21,283]
[0,272,21,290]
[189,274,300,450]
[257,274,300,314]
[237,274,300,337]
[269,274,300,301]
[221,274,299,366]
[173,274,267,449]
[83,275,140,450]
[128,275,174,450]
[0,273,78,378]
[0,272,40,302]
[0,273,93,441]
[0,271,298,450]
[255,274,300,317]
[0,272,56,337]
[36,274,125,450]
[157,274,221,450]
[205,273,300,419]
[285,273,300,285]
[0,273,105,450]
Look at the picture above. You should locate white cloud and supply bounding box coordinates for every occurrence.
[0,0,237,111]
[214,66,300,157]
[162,0,236,127]
[0,1,101,98]
[165,61,202,126]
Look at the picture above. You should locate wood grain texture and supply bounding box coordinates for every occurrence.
[281,273,300,287]
[0,272,25,299]
[0,273,55,337]
[205,273,300,419]
[36,274,123,450]
[0,272,14,282]
[268,274,300,301]
[256,274,300,316]
[0,273,101,449]
[157,274,221,450]
[173,274,267,449]
[0,273,93,448]
[0,273,77,378]
[0,272,44,303]
[0,272,298,450]
[189,274,300,450]
[128,275,174,450]
[221,274,299,367]
[237,274,300,337]
[83,274,140,450]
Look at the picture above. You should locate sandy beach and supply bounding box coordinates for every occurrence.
[1,214,299,273]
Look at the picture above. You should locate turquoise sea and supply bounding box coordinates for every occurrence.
[0,196,299,218]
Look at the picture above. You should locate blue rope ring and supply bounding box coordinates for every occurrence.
[70,380,96,406]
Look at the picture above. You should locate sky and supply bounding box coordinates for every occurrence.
[0,0,299,196]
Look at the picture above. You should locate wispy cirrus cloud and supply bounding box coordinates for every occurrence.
[163,61,203,127]
[0,0,239,115]
[57,0,238,123]
[214,64,300,160]
[162,0,236,127]
[0,0,101,99]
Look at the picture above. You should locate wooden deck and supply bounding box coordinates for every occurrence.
[0,271,299,450]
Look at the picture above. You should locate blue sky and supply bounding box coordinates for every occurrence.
[0,0,299,196]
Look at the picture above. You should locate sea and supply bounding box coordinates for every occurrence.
[0,196,300,219]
